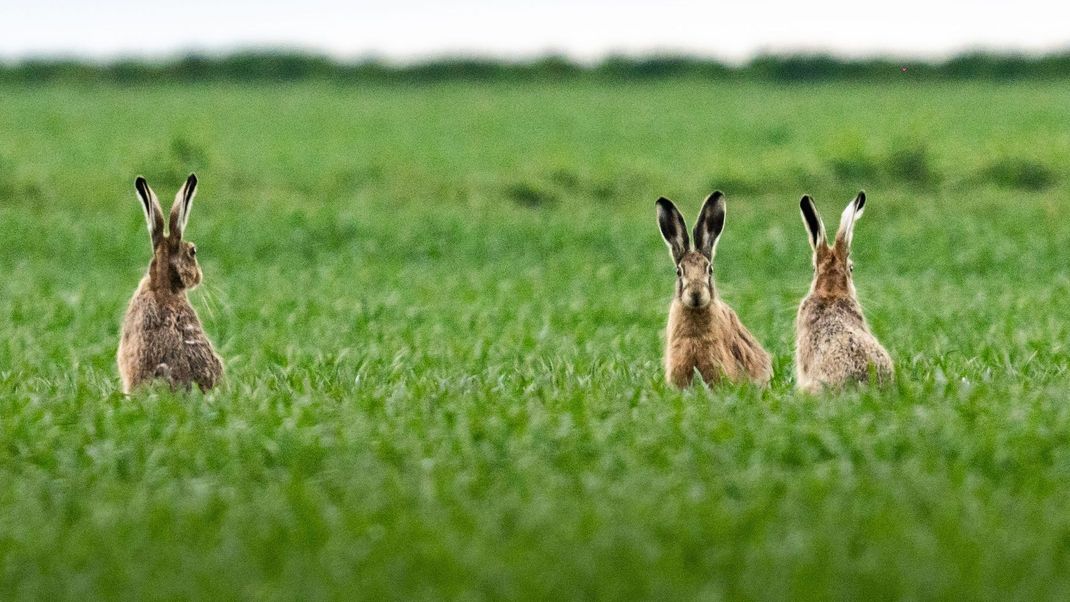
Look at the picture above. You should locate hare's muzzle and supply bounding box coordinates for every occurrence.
[682,284,711,309]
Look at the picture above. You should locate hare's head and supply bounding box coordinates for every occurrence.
[799,191,866,298]
[134,174,203,293]
[655,192,727,309]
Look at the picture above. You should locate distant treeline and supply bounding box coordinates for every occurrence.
[3,51,1070,84]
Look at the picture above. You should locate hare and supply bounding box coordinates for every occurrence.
[117,174,223,394]
[795,191,893,392]
[656,192,773,388]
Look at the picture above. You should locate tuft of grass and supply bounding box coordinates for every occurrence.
[548,168,581,191]
[504,181,558,208]
[828,153,881,184]
[886,144,942,188]
[979,158,1058,191]
[170,134,210,167]
[825,142,942,190]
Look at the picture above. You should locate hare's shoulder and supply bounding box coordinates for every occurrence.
[799,296,863,327]
[126,291,201,332]
[715,301,761,344]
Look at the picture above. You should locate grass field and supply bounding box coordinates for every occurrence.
[2,79,1070,599]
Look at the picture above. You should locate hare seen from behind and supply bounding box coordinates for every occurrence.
[117,174,223,394]
[795,191,893,393]
[656,192,773,388]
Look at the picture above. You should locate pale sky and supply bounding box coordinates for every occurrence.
[1,0,1068,62]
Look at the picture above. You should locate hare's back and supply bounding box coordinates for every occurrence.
[123,296,220,388]
[163,302,221,387]
[810,328,890,384]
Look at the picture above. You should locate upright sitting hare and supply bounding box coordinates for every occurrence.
[656,192,773,388]
[795,191,893,392]
[117,174,223,393]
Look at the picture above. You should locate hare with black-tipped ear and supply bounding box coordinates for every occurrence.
[117,174,223,393]
[795,191,893,393]
[656,192,773,388]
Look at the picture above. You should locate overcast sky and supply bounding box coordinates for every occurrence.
[1,0,1068,62]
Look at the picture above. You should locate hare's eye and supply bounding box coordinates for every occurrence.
[189,246,197,257]
[675,266,682,277]
[707,265,713,275]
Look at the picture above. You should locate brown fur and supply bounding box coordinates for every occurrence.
[665,283,773,387]
[117,175,222,393]
[795,192,893,393]
[657,193,773,388]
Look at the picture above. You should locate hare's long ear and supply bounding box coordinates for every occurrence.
[799,194,825,252]
[834,190,866,251]
[135,176,164,247]
[693,191,726,259]
[170,173,198,240]
[656,197,689,264]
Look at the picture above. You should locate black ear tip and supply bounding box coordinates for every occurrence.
[188,173,198,184]
[135,176,147,187]
[708,190,724,201]
[800,194,812,208]
[856,190,866,205]
[655,197,675,211]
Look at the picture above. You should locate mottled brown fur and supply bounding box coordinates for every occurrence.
[657,193,773,388]
[117,174,222,393]
[795,192,892,393]
[666,292,773,388]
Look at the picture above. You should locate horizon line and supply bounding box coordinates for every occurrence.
[5,44,1070,67]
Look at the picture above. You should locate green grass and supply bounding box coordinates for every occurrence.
[2,79,1070,599]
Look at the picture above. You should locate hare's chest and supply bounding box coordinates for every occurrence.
[670,332,727,367]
